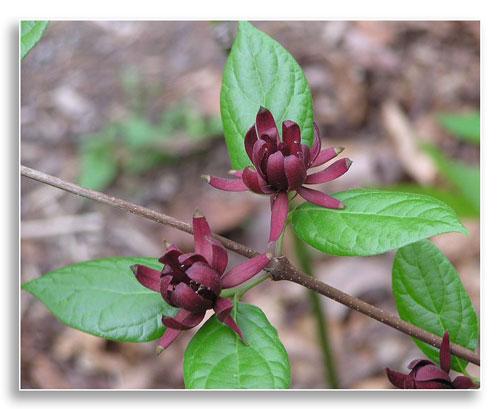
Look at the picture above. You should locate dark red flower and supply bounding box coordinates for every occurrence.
[385,332,476,389]
[131,211,271,353]
[204,107,352,242]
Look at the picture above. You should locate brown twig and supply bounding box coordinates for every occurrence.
[20,165,480,366]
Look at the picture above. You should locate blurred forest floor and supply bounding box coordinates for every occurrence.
[20,21,480,389]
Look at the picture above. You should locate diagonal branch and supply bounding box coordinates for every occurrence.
[20,165,480,366]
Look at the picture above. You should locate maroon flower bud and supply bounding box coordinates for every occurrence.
[385,332,477,389]
[204,107,352,242]
[131,210,271,352]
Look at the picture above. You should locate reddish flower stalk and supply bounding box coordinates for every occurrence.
[131,211,271,353]
[386,332,476,389]
[204,107,352,242]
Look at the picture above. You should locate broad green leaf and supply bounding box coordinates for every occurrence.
[392,240,479,373]
[184,303,290,389]
[423,144,480,213]
[221,21,314,169]
[380,184,479,218]
[438,112,480,144]
[21,21,49,59]
[291,189,467,256]
[79,129,119,190]
[22,257,177,342]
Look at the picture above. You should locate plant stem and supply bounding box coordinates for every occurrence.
[20,165,481,367]
[292,232,339,388]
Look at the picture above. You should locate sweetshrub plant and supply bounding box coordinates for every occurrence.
[22,21,479,389]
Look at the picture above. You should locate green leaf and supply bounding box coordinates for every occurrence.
[423,144,480,213]
[380,184,479,218]
[22,257,177,343]
[21,21,49,59]
[438,112,480,144]
[392,240,479,373]
[184,303,290,389]
[220,21,314,169]
[79,129,119,191]
[291,189,467,256]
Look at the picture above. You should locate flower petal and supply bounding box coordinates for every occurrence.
[282,120,301,155]
[178,253,208,268]
[170,282,212,313]
[157,328,182,352]
[162,309,205,330]
[214,298,244,340]
[131,264,161,292]
[414,365,450,382]
[214,297,233,321]
[204,175,248,192]
[284,154,307,191]
[193,211,212,261]
[440,331,451,373]
[266,151,288,190]
[158,245,182,266]
[252,139,272,176]
[297,186,344,209]
[385,368,413,389]
[186,262,221,294]
[305,158,352,184]
[242,167,273,194]
[310,123,322,164]
[221,253,272,288]
[256,106,279,145]
[452,376,475,389]
[311,147,344,168]
[408,359,434,370]
[205,237,228,275]
[244,125,258,160]
[160,274,174,303]
[269,191,289,242]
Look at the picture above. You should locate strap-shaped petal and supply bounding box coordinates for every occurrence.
[193,212,212,262]
[221,253,272,289]
[205,175,248,192]
[311,147,344,168]
[131,264,161,292]
[452,376,475,389]
[205,236,228,275]
[282,120,301,155]
[160,275,173,304]
[440,332,451,373]
[414,365,450,382]
[415,380,452,389]
[178,253,208,269]
[214,298,244,340]
[170,282,213,313]
[242,167,273,194]
[256,106,279,146]
[385,368,413,389]
[297,186,344,209]
[252,139,272,177]
[157,328,182,352]
[162,309,205,330]
[310,123,322,164]
[269,191,289,242]
[266,151,287,190]
[284,155,306,191]
[305,158,352,184]
[186,262,222,294]
[244,125,258,160]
